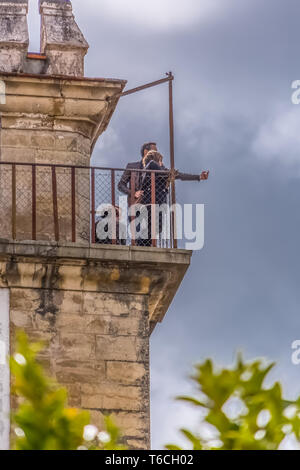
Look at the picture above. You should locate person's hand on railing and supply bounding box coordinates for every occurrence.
[199,170,209,181]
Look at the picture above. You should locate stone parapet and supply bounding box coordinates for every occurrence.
[40,0,89,76]
[0,0,29,73]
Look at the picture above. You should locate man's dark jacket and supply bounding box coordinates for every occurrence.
[118,160,200,203]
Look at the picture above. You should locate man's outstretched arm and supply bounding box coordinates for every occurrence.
[175,170,209,181]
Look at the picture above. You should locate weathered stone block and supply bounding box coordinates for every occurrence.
[83,292,146,316]
[56,313,109,335]
[52,290,83,315]
[10,309,32,329]
[111,412,149,440]
[106,362,147,386]
[96,336,147,362]
[81,383,143,411]
[60,382,81,408]
[109,315,149,337]
[125,439,147,450]
[10,288,35,309]
[59,332,95,361]
[88,409,105,429]
[54,359,105,384]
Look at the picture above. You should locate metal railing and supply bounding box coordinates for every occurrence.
[0,162,177,248]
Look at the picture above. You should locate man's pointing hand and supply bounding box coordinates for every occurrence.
[199,171,209,181]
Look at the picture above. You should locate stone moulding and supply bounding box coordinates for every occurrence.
[0,73,127,153]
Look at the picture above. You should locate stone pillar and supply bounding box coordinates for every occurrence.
[0,0,29,73]
[40,0,89,77]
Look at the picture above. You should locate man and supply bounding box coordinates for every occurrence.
[118,142,158,205]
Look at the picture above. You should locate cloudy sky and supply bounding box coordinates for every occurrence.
[28,0,300,449]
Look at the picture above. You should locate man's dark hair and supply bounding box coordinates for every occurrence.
[140,142,157,158]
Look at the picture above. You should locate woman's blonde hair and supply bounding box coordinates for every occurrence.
[143,150,163,167]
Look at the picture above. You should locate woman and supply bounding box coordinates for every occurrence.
[140,150,169,205]
[135,151,170,246]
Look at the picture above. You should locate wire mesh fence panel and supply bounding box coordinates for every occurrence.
[94,169,130,246]
[36,166,56,241]
[76,167,90,243]
[56,167,72,242]
[0,163,177,248]
[0,165,12,239]
[93,168,175,248]
[15,166,33,241]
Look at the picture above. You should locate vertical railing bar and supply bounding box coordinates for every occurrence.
[11,163,16,240]
[111,169,116,245]
[151,172,157,248]
[91,168,96,243]
[130,171,136,246]
[32,164,36,241]
[71,167,76,243]
[51,166,59,242]
[168,73,177,249]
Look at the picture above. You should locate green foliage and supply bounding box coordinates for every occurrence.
[166,354,300,450]
[10,331,126,450]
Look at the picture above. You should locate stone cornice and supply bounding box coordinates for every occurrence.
[0,240,192,331]
[0,73,127,144]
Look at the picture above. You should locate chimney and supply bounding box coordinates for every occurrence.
[0,0,29,73]
[39,0,89,76]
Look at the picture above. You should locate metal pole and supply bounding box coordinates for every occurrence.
[32,164,36,241]
[168,72,177,249]
[111,169,116,245]
[52,166,59,242]
[130,172,136,246]
[11,164,16,240]
[91,168,96,243]
[151,172,157,248]
[71,167,76,243]
[114,75,174,100]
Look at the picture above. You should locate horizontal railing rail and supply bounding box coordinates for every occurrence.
[0,162,177,249]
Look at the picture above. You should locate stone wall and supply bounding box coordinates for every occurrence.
[0,240,192,449]
[10,288,150,449]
